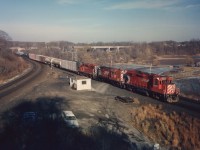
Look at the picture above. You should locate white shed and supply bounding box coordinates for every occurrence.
[70,76,91,91]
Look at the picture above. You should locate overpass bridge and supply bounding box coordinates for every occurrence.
[74,46,131,52]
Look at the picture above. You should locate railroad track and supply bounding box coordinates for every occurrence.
[60,68,200,113]
[178,96,200,113]
[26,61,200,113]
[0,58,42,99]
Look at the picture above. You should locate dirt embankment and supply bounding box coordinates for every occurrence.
[0,56,28,84]
[130,104,200,149]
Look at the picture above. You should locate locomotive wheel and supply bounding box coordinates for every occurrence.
[175,96,179,102]
[166,97,173,103]
[145,91,149,97]
[172,96,179,102]
[120,84,125,89]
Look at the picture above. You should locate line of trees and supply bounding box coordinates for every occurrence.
[2,28,199,66]
[0,30,28,82]
[26,39,200,66]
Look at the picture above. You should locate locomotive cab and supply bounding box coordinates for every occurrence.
[151,76,179,103]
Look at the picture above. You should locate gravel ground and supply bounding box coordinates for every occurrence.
[1,64,199,149]
[0,65,157,150]
[175,77,200,100]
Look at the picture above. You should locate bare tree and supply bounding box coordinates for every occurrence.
[185,56,194,66]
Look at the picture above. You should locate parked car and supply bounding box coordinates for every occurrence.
[62,111,79,128]
[115,96,134,103]
[22,111,38,123]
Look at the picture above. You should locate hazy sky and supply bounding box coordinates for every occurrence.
[0,0,200,42]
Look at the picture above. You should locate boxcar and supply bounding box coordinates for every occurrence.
[35,55,46,63]
[61,60,78,72]
[28,53,36,60]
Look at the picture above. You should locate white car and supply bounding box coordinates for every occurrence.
[62,111,79,128]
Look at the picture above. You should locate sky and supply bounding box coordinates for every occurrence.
[0,0,200,43]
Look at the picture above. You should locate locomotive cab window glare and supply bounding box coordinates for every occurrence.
[154,79,158,85]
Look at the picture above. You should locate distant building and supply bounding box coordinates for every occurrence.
[9,47,25,52]
[195,61,200,67]
[28,47,38,50]
[47,46,61,50]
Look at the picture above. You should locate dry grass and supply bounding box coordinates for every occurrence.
[130,104,200,149]
[133,97,140,104]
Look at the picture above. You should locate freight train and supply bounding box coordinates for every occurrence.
[28,53,180,103]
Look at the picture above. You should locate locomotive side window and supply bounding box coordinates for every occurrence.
[162,80,166,84]
[164,80,172,84]
[154,79,158,85]
[111,72,115,75]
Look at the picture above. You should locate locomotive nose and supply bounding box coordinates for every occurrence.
[166,84,176,94]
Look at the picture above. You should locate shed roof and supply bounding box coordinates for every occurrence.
[70,75,90,80]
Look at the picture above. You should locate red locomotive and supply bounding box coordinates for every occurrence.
[123,69,180,103]
[78,63,99,79]
[97,66,126,88]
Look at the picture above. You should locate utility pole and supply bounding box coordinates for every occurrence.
[71,51,74,61]
[51,58,54,69]
[74,49,77,61]
[150,63,152,74]
[71,49,77,61]
[109,54,112,67]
